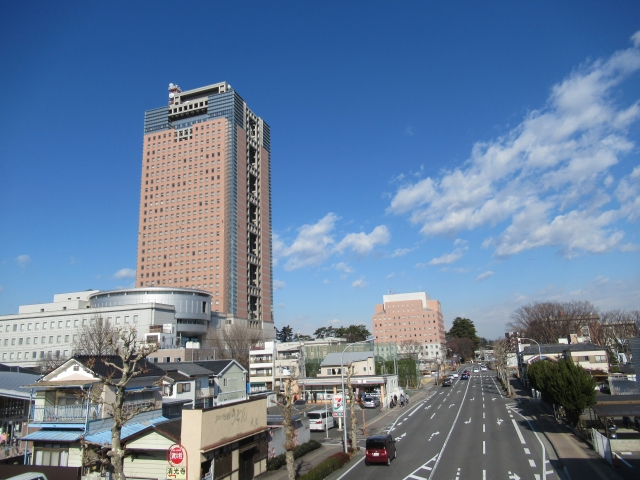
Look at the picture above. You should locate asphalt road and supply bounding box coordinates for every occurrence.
[338,366,559,480]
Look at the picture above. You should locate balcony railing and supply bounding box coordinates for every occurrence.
[30,404,102,423]
[121,399,161,414]
[195,387,215,399]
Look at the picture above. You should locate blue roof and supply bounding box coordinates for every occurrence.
[84,416,169,445]
[22,430,83,442]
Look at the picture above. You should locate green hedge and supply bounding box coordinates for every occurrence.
[267,439,323,471]
[298,452,351,480]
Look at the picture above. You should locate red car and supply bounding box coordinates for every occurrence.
[365,434,397,466]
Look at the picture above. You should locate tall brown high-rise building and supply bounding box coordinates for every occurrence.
[136,82,272,329]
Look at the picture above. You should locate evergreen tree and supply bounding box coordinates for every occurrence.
[277,325,294,342]
[527,358,596,426]
[447,317,479,349]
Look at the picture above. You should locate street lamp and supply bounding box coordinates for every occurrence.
[341,336,374,454]
[518,337,542,389]
[518,337,542,361]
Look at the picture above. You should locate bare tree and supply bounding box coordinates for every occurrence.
[597,310,640,356]
[206,322,262,369]
[447,337,474,362]
[507,300,599,344]
[73,313,118,356]
[276,366,298,480]
[36,351,68,374]
[81,325,159,480]
[492,338,509,394]
[345,363,358,455]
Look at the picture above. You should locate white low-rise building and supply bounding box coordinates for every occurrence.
[0,288,219,368]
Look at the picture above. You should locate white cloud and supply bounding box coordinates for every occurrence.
[334,262,353,274]
[386,272,395,278]
[476,271,495,282]
[335,225,390,254]
[0,286,3,292]
[352,277,367,289]
[113,268,136,279]
[276,214,390,270]
[273,279,286,291]
[16,255,31,267]
[404,126,414,136]
[620,243,640,252]
[429,250,463,265]
[323,279,330,284]
[391,247,415,257]
[388,32,640,259]
[279,213,338,270]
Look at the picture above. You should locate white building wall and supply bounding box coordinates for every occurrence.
[0,302,173,368]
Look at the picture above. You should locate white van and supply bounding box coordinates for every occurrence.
[307,409,337,431]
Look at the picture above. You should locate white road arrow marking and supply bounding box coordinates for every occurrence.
[497,418,503,425]
[449,404,455,408]
[492,397,497,401]
[508,472,521,480]
[428,431,440,441]
[465,418,471,424]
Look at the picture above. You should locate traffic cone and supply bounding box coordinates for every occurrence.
[613,453,620,468]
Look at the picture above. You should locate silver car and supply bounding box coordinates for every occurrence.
[363,396,380,408]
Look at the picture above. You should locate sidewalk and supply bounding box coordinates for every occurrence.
[260,384,436,479]
[509,377,635,480]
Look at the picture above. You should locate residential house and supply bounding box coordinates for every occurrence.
[193,360,249,406]
[21,355,166,469]
[318,352,375,378]
[0,365,40,460]
[157,362,215,410]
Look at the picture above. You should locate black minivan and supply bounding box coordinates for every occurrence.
[365,434,397,466]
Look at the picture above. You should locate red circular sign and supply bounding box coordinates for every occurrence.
[167,444,187,467]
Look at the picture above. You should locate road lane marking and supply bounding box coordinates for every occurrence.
[403,454,438,480]
[426,369,472,479]
[483,424,485,432]
[512,419,526,444]
[483,440,486,454]
[529,459,536,467]
[483,470,486,480]
[524,448,530,454]
[430,413,435,419]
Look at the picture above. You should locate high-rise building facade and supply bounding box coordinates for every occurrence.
[371,292,446,361]
[136,82,272,329]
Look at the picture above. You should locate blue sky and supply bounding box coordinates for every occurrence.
[1,2,639,339]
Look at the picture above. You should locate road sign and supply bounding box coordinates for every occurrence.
[332,412,344,418]
[332,394,344,416]
[166,466,187,479]
[167,444,187,467]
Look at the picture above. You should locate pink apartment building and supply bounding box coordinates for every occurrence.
[136,82,272,329]
[372,292,446,361]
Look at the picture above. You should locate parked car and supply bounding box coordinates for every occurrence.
[363,396,380,408]
[365,434,397,466]
[307,410,336,431]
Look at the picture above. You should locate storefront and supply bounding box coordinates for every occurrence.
[297,375,399,408]
[181,395,269,480]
